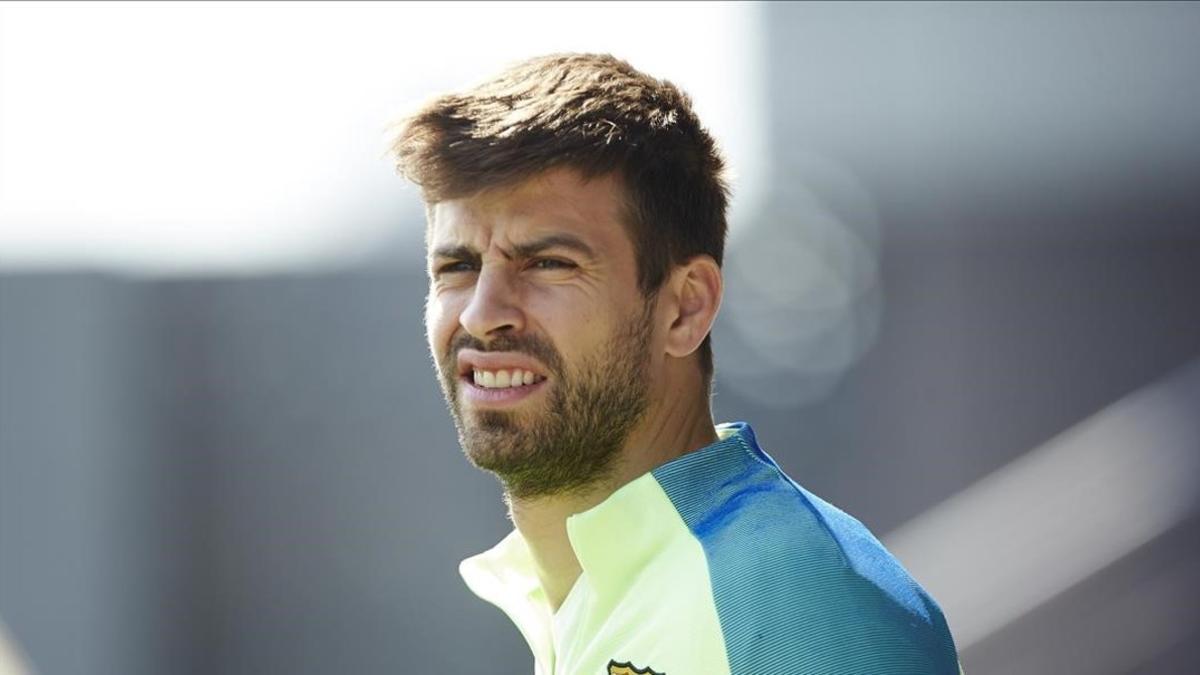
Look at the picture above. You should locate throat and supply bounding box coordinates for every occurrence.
[509,493,597,612]
[537,556,583,613]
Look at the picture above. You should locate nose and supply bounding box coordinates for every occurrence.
[459,265,525,339]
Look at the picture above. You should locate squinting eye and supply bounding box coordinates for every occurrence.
[436,261,477,275]
[530,258,575,271]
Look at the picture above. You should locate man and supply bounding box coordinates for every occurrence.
[390,53,960,674]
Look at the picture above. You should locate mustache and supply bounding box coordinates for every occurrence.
[447,331,564,376]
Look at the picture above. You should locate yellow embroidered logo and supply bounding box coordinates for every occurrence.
[607,660,663,675]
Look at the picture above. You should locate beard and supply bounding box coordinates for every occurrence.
[433,300,654,500]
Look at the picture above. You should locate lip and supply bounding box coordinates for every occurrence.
[460,376,549,408]
[456,349,549,379]
[454,349,551,409]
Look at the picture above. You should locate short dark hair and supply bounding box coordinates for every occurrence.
[390,52,729,379]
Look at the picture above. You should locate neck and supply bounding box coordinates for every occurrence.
[507,388,718,611]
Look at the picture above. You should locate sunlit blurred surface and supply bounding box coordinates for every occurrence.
[0,622,31,675]
[885,359,1200,651]
[0,1,766,273]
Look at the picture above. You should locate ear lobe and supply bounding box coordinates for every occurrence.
[664,255,723,360]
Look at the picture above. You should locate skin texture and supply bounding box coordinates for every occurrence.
[435,297,656,500]
[425,167,724,609]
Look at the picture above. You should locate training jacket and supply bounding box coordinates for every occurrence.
[460,422,962,675]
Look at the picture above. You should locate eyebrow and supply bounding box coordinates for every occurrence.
[509,233,596,260]
[429,244,481,265]
[430,233,596,262]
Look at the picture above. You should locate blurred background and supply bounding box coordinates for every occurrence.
[1,1,1198,673]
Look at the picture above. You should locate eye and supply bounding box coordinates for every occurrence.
[435,261,478,275]
[529,258,575,271]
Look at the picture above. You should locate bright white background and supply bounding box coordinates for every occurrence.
[0,1,766,274]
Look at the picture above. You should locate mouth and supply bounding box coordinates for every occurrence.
[455,350,552,408]
[462,367,548,390]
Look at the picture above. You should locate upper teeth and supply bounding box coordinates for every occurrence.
[473,369,542,388]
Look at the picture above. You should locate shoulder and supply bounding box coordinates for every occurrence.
[724,485,959,674]
[654,433,959,674]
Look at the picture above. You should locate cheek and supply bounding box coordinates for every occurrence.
[535,300,613,359]
[424,293,454,355]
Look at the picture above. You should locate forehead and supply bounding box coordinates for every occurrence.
[426,168,633,254]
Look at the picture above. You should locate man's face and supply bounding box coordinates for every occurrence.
[424,168,657,499]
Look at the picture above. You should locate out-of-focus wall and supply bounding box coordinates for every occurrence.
[1,272,532,674]
[2,3,1199,674]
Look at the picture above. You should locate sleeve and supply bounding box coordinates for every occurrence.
[721,576,962,675]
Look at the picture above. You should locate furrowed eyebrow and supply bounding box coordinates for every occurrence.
[430,245,481,265]
[429,234,595,266]
[509,234,596,261]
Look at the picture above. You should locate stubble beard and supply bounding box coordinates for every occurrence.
[434,302,654,500]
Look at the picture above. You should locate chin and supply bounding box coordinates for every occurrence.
[461,437,529,473]
[459,414,518,446]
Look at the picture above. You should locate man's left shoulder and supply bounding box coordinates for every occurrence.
[651,425,960,671]
[673,463,961,672]
[699,471,939,613]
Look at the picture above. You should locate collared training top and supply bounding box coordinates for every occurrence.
[460,422,961,675]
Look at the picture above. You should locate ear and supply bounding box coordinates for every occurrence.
[662,255,723,361]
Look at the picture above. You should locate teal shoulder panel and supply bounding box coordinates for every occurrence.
[652,423,959,675]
